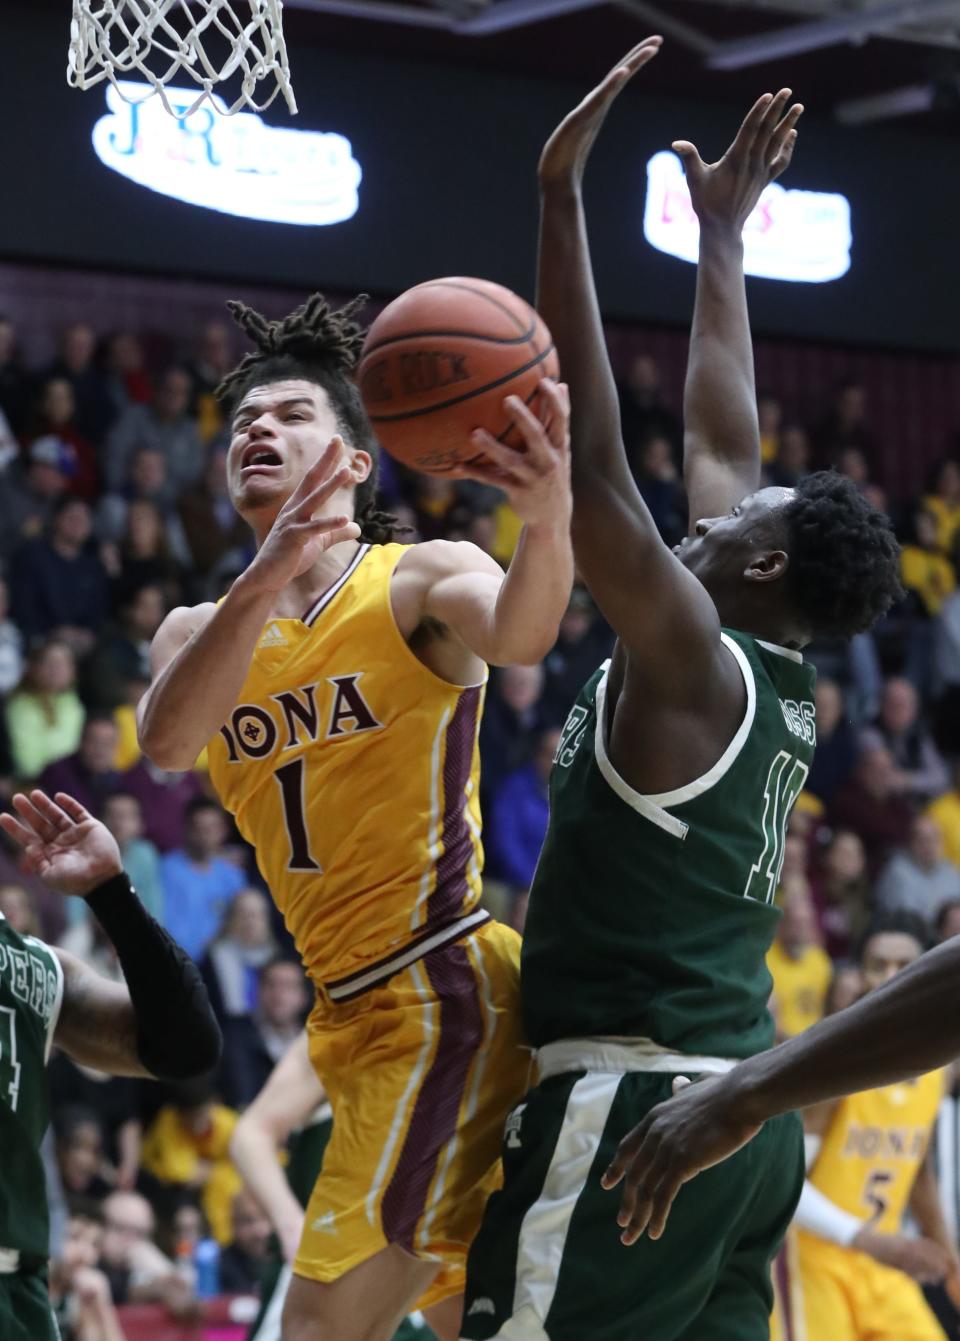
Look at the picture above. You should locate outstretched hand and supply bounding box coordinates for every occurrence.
[538,37,662,191]
[601,1072,762,1244]
[673,89,803,234]
[0,790,123,897]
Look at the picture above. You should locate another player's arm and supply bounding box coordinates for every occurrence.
[428,378,574,666]
[603,934,960,1242]
[677,92,803,525]
[229,1031,323,1263]
[535,41,729,682]
[1,789,221,1080]
[139,442,360,771]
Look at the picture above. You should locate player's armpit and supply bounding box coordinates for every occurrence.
[53,948,150,1077]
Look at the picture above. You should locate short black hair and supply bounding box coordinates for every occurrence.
[781,472,903,638]
[856,908,931,963]
[217,293,400,545]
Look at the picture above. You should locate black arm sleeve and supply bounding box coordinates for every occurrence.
[85,873,223,1080]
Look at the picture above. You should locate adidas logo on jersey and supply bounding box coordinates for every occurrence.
[260,622,288,648]
[311,1211,338,1235]
[467,1298,496,1317]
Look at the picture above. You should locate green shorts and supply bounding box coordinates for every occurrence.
[461,1069,804,1341]
[0,1268,58,1341]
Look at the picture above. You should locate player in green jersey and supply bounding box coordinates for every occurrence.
[0,788,221,1341]
[230,1032,440,1341]
[460,38,904,1341]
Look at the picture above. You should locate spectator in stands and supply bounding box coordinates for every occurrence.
[933,591,960,756]
[901,506,956,619]
[176,446,252,600]
[936,899,960,943]
[188,319,234,442]
[0,436,72,562]
[874,815,960,921]
[199,888,277,1022]
[927,761,960,870]
[488,727,559,897]
[49,1204,125,1341]
[99,1189,193,1311]
[806,677,857,805]
[27,377,99,500]
[55,1105,109,1200]
[101,791,164,922]
[757,392,782,466]
[479,663,547,808]
[860,676,949,805]
[108,498,184,604]
[9,496,108,653]
[140,1078,242,1244]
[219,959,309,1110]
[82,582,165,710]
[824,961,864,1015]
[0,575,24,694]
[100,330,152,420]
[96,446,190,566]
[218,1188,271,1294]
[632,435,686,547]
[923,457,960,557]
[829,744,916,877]
[766,881,832,1041]
[814,379,874,465]
[161,797,246,959]
[58,910,123,983]
[810,828,870,959]
[5,636,84,779]
[119,753,204,853]
[835,445,872,493]
[542,588,613,726]
[39,712,121,816]
[104,366,204,497]
[0,881,40,935]
[46,321,114,444]
[0,314,32,434]
[617,353,680,460]
[767,423,811,489]
[50,1053,142,1194]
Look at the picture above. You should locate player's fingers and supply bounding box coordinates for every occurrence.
[292,513,359,537]
[31,790,77,832]
[671,141,707,185]
[53,792,94,827]
[537,380,571,454]
[296,465,354,518]
[768,104,803,175]
[617,1147,673,1242]
[12,792,59,842]
[755,88,792,156]
[565,37,662,129]
[636,1169,685,1243]
[0,810,39,850]
[288,438,344,504]
[499,396,559,471]
[727,93,775,163]
[319,522,363,550]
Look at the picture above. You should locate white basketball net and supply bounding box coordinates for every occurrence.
[67,0,298,117]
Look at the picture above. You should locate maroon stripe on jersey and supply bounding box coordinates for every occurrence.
[429,686,482,929]
[380,939,484,1250]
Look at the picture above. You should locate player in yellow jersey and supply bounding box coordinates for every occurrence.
[776,912,960,1341]
[138,294,574,1341]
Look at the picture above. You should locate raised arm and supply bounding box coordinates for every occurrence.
[1,789,221,1080]
[602,933,960,1243]
[677,91,803,526]
[535,40,725,675]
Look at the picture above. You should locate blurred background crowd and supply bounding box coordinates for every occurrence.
[1,312,959,1335]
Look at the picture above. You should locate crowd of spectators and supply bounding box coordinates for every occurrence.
[1,315,959,1334]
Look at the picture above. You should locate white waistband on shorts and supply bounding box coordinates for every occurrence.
[0,1248,20,1274]
[536,1036,738,1081]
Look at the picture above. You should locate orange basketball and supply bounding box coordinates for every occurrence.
[358,277,560,475]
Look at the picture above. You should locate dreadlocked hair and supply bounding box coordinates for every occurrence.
[781,471,904,639]
[217,293,404,545]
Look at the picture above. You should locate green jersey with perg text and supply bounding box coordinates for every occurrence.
[521,631,816,1059]
[0,914,63,1264]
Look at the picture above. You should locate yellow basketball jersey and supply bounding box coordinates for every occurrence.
[809,1069,946,1235]
[206,542,487,992]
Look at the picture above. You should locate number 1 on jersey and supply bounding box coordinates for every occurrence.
[274,759,321,872]
[744,751,809,904]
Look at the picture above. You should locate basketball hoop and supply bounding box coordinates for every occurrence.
[67,0,298,117]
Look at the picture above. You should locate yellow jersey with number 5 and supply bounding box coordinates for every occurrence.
[206,542,486,992]
[808,1068,946,1234]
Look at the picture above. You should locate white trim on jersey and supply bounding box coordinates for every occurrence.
[756,638,803,664]
[592,633,757,836]
[536,1036,737,1081]
[302,543,371,626]
[480,1073,620,1341]
[42,945,64,1065]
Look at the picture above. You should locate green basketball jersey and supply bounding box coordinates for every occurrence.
[0,915,63,1264]
[521,631,816,1059]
